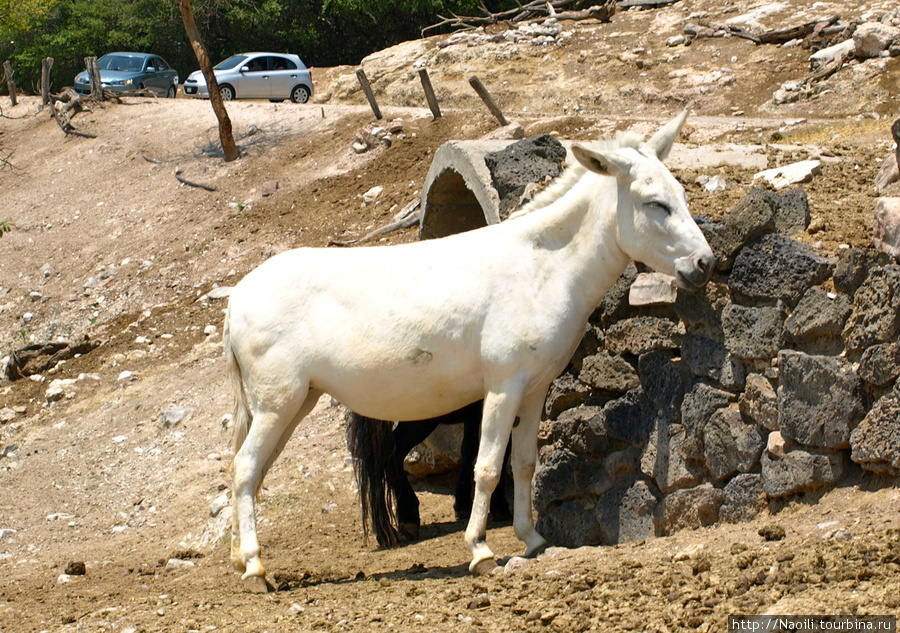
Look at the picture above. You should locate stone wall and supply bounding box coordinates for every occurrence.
[534,186,900,547]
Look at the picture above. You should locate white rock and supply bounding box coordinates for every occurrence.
[165,558,196,572]
[45,379,77,403]
[0,528,17,540]
[362,186,384,204]
[629,272,678,306]
[808,39,855,67]
[666,35,685,47]
[873,197,900,260]
[704,175,728,193]
[204,325,217,336]
[134,336,151,345]
[57,573,72,584]
[0,407,16,423]
[853,22,900,59]
[753,160,821,190]
[766,431,786,458]
[206,286,233,300]
[209,493,230,518]
[117,370,134,381]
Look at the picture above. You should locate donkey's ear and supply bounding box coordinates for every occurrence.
[571,143,632,177]
[643,102,692,161]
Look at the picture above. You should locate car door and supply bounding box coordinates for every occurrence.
[267,55,299,100]
[145,57,167,96]
[236,55,269,99]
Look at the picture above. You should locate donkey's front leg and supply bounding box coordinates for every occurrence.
[466,387,521,575]
[511,388,548,558]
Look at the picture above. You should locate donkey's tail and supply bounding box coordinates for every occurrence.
[348,412,399,548]
[223,309,252,456]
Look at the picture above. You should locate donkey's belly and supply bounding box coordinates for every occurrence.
[312,351,485,422]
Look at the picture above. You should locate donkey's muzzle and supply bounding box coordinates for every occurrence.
[674,251,715,290]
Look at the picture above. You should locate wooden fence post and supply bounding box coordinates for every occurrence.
[40,57,54,111]
[3,61,16,107]
[417,68,441,120]
[85,56,103,101]
[355,69,382,120]
[468,75,508,127]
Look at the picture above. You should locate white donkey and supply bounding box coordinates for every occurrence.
[224,107,714,592]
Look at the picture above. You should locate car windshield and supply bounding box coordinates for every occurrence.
[214,55,249,71]
[98,54,144,72]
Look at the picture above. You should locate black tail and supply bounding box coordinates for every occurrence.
[348,412,400,548]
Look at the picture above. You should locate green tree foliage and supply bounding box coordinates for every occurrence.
[1,0,505,94]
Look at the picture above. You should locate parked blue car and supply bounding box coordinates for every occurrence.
[74,52,179,98]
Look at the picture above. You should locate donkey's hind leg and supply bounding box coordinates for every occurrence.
[232,387,322,592]
[510,389,547,558]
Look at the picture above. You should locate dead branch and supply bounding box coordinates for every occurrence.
[49,98,97,138]
[758,14,840,45]
[329,200,420,246]
[804,46,853,85]
[422,0,611,36]
[0,148,15,171]
[175,174,217,191]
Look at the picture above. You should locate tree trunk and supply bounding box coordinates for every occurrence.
[40,57,54,111]
[3,61,16,107]
[85,56,103,101]
[177,0,239,162]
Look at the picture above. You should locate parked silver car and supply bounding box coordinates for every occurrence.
[183,52,313,103]
[74,52,179,97]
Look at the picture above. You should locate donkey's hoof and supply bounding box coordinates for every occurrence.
[470,557,499,576]
[242,575,273,594]
[397,522,420,543]
[525,541,548,559]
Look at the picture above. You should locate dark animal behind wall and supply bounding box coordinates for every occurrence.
[348,401,511,548]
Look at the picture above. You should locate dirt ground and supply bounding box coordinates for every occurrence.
[2,0,900,630]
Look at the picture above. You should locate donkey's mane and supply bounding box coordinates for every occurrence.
[508,130,644,220]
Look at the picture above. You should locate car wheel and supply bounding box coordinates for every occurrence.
[167,85,176,99]
[219,85,235,101]
[290,85,310,104]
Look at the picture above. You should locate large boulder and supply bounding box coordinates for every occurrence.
[873,198,900,261]
[533,447,604,515]
[856,342,900,387]
[662,483,725,532]
[604,317,685,356]
[833,247,894,296]
[728,234,834,307]
[701,406,764,482]
[850,388,900,476]
[484,134,567,219]
[681,332,746,391]
[853,22,900,58]
[843,265,900,355]
[739,373,779,431]
[535,499,603,548]
[777,350,866,449]
[719,473,768,523]
[784,287,853,354]
[637,349,692,421]
[578,351,639,394]
[721,303,786,360]
[761,449,845,498]
[641,419,704,493]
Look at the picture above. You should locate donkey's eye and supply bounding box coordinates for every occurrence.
[648,201,671,215]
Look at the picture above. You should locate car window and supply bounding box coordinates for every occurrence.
[270,56,296,71]
[99,54,143,72]
[214,55,248,71]
[154,57,170,70]
[245,57,266,73]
